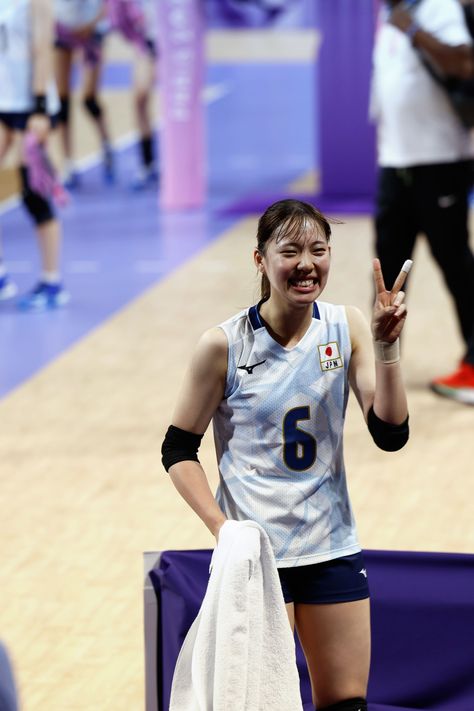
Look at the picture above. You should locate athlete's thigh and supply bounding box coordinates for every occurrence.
[54,47,74,95]
[0,122,14,163]
[133,49,155,97]
[286,602,295,632]
[295,598,371,708]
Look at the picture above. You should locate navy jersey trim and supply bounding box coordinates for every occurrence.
[248,302,264,330]
[249,300,321,330]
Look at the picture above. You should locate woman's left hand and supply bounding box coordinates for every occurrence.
[371,258,410,342]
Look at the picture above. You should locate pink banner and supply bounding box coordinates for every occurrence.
[158,0,207,210]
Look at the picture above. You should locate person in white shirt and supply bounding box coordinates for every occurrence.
[371,0,474,404]
[161,199,411,711]
[0,0,69,310]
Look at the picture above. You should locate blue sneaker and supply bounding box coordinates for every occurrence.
[18,282,70,311]
[0,274,18,301]
[130,165,159,191]
[63,170,81,191]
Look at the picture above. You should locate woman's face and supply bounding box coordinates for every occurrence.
[255,223,331,308]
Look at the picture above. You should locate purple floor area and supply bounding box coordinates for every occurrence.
[0,62,317,398]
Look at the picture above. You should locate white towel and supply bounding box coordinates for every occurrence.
[169,520,304,711]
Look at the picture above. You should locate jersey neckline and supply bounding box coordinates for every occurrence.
[248,300,320,331]
[248,300,321,352]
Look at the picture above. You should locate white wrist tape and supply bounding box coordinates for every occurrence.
[374,338,400,364]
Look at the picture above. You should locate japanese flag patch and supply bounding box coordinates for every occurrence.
[318,341,343,371]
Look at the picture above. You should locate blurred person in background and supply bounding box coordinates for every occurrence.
[106,0,159,190]
[54,0,114,189]
[371,0,474,405]
[0,0,69,310]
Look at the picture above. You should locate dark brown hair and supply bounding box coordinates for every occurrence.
[256,199,332,300]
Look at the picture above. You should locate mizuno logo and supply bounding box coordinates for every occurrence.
[237,360,266,374]
[359,568,367,578]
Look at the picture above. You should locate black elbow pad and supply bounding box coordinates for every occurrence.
[161,425,204,472]
[367,405,409,452]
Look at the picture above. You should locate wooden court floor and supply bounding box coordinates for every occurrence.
[1,212,473,711]
[1,30,473,711]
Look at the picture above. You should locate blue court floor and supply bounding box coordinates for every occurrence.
[0,61,316,398]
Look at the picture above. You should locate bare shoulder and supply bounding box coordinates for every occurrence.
[200,325,227,346]
[344,305,371,349]
[191,327,228,377]
[196,326,228,357]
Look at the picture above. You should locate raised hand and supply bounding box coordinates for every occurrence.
[372,258,411,343]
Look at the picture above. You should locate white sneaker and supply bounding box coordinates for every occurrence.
[130,165,159,191]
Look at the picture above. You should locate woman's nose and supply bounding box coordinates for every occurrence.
[297,252,313,270]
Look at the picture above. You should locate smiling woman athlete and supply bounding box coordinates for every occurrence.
[161,199,410,711]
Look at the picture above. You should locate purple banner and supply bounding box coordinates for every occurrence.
[158,0,206,209]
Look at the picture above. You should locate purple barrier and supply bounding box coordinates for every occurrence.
[157,0,206,210]
[204,0,315,28]
[316,0,377,206]
[149,549,474,711]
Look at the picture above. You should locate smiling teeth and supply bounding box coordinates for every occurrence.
[294,280,314,287]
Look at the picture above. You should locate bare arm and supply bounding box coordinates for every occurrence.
[347,306,408,424]
[390,5,474,79]
[167,327,228,539]
[348,259,408,425]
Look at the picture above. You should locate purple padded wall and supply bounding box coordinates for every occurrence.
[150,549,474,711]
[316,0,377,205]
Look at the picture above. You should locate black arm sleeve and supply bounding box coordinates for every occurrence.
[367,405,409,452]
[161,425,204,472]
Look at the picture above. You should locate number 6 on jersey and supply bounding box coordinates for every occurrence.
[283,406,317,471]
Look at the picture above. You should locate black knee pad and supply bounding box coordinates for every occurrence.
[20,167,55,225]
[58,96,70,124]
[83,95,102,119]
[318,699,367,711]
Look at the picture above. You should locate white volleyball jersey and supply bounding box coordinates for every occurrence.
[213,301,360,569]
[54,0,103,28]
[0,0,59,113]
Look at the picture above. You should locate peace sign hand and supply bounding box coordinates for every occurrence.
[371,258,412,343]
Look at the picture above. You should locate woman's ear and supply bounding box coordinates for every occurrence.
[254,248,264,272]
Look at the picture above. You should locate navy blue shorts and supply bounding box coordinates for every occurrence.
[278,551,370,604]
[0,113,58,131]
[55,30,104,66]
